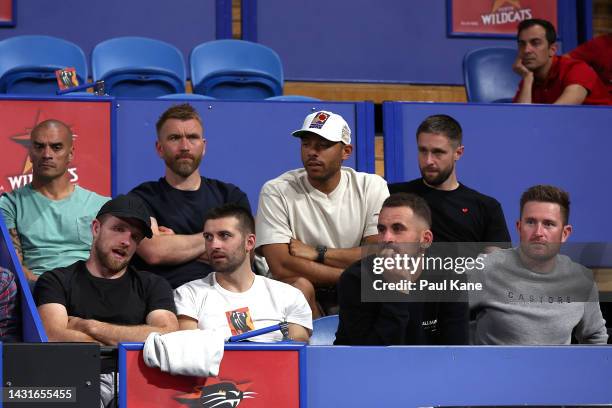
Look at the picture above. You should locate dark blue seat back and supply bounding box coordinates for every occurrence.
[0,35,88,95]
[463,47,520,103]
[266,95,321,102]
[92,36,186,97]
[190,40,283,100]
[157,93,216,100]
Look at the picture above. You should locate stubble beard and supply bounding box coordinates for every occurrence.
[95,242,130,274]
[421,164,453,187]
[213,250,248,274]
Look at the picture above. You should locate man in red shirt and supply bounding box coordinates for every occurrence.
[512,19,610,105]
[567,34,612,97]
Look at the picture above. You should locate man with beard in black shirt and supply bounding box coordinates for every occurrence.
[130,104,251,289]
[35,195,178,407]
[389,114,510,250]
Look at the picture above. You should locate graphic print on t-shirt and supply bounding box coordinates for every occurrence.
[226,307,255,335]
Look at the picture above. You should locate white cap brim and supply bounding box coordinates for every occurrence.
[291,128,344,143]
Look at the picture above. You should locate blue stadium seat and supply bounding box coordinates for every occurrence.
[310,315,339,345]
[92,36,186,97]
[266,95,321,102]
[158,93,216,100]
[190,39,283,100]
[0,35,88,95]
[463,47,520,103]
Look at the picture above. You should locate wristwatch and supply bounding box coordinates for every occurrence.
[316,245,327,263]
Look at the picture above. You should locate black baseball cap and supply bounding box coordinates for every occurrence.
[96,194,153,238]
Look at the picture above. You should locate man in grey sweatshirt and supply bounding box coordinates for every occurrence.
[470,185,607,344]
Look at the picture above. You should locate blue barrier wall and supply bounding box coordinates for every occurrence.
[113,100,375,211]
[383,102,612,244]
[306,346,612,407]
[0,0,231,74]
[0,213,47,342]
[245,0,581,84]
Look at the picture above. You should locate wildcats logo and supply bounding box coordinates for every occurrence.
[481,0,532,25]
[450,0,554,35]
[0,99,111,196]
[2,109,79,192]
[175,381,256,408]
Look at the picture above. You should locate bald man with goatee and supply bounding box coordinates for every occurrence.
[0,119,108,282]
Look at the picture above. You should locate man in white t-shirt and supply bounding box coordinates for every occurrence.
[255,111,389,317]
[174,204,312,342]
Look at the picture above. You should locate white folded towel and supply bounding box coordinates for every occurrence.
[143,329,224,377]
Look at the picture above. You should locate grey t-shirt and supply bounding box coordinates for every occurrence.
[469,248,607,345]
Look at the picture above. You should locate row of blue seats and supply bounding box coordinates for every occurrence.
[0,34,524,103]
[0,35,298,99]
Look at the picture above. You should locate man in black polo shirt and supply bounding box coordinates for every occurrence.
[335,193,469,345]
[130,104,251,288]
[389,114,510,249]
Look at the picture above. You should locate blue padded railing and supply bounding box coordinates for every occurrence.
[0,212,47,342]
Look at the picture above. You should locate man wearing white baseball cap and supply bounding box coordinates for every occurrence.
[255,111,389,317]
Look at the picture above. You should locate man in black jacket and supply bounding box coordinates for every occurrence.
[335,193,469,345]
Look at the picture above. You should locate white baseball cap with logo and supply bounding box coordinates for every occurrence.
[291,111,352,144]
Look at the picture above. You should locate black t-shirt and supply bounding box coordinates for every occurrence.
[130,176,251,289]
[334,256,469,346]
[389,179,511,244]
[34,261,175,325]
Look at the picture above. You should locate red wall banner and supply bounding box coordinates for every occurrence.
[449,0,558,36]
[124,349,301,407]
[0,0,14,25]
[0,100,111,196]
